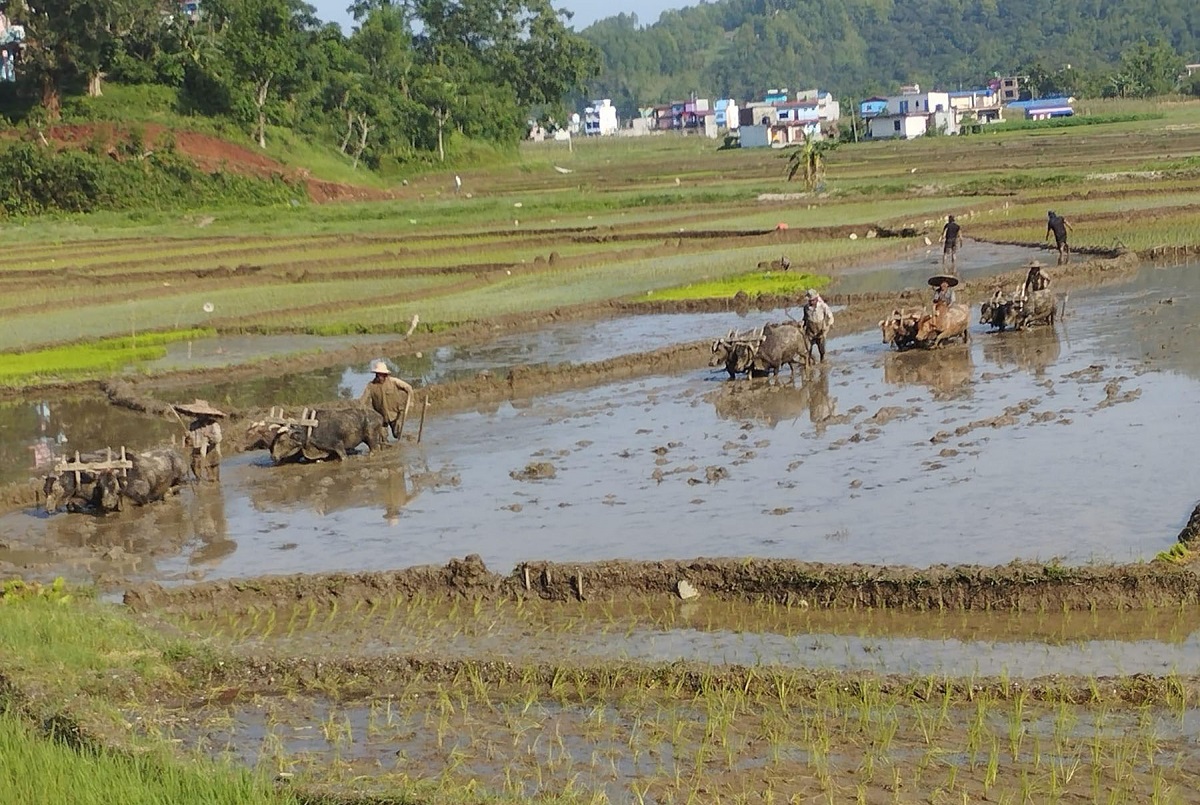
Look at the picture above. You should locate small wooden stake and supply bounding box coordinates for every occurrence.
[523,565,531,591]
[575,569,585,601]
[397,399,410,439]
[417,395,430,443]
[543,567,552,586]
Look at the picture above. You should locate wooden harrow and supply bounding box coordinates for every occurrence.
[53,447,134,486]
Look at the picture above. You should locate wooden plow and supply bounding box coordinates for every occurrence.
[54,447,134,486]
[263,406,320,441]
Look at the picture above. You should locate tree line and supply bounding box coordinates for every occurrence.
[580,0,1199,118]
[1,0,599,168]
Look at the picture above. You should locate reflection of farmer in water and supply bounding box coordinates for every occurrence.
[188,484,235,566]
[382,467,414,526]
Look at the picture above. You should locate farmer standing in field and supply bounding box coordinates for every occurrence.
[361,361,414,442]
[802,289,835,363]
[1046,211,1073,265]
[176,399,225,483]
[939,215,962,269]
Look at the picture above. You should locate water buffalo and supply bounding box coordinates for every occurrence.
[980,291,1019,332]
[751,321,812,379]
[879,309,922,351]
[43,455,107,513]
[710,329,763,379]
[269,406,387,464]
[915,304,971,348]
[1014,289,1058,329]
[95,448,188,512]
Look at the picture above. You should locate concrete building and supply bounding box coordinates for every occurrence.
[714,99,740,130]
[1006,96,1075,120]
[865,90,955,139]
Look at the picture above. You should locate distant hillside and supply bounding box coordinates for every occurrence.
[581,0,1199,114]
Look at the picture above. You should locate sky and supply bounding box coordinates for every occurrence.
[307,0,688,32]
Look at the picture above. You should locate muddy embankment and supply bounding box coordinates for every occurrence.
[124,552,1200,617]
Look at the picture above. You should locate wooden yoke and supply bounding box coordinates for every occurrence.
[263,406,320,441]
[54,446,134,486]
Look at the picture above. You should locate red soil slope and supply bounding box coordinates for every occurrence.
[46,124,393,203]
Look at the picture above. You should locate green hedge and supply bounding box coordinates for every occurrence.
[0,140,300,216]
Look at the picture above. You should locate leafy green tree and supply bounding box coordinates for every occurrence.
[7,0,150,116]
[1115,40,1185,97]
[203,0,308,147]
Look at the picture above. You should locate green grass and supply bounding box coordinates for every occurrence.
[0,709,291,805]
[0,585,292,805]
[646,270,828,300]
[0,329,215,384]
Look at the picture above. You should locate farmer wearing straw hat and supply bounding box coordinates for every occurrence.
[360,360,414,442]
[1023,260,1051,297]
[928,274,959,332]
[175,399,225,483]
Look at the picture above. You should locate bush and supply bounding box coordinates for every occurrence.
[0,140,300,216]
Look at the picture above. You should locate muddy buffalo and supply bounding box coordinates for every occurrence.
[269,406,387,464]
[915,304,971,348]
[752,321,812,379]
[43,454,108,513]
[95,448,188,512]
[982,290,1059,332]
[710,329,763,380]
[879,309,922,351]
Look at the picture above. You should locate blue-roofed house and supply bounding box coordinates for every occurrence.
[860,97,889,119]
[1006,96,1075,120]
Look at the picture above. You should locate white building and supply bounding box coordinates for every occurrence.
[866,90,956,140]
[583,99,618,136]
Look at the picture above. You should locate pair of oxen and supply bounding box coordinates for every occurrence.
[43,448,188,514]
[44,407,390,515]
[880,288,1058,351]
[709,320,828,380]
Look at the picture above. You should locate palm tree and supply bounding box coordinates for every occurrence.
[786,131,839,191]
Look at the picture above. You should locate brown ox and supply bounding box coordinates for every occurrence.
[879,308,923,351]
[915,303,971,348]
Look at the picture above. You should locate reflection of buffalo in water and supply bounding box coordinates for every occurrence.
[246,460,424,517]
[709,368,836,428]
[981,327,1062,376]
[883,347,974,395]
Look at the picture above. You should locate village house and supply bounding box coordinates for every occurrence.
[713,99,740,131]
[863,86,956,139]
[1006,96,1075,120]
[947,88,1004,124]
[737,88,839,148]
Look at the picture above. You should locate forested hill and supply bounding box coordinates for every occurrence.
[580,0,1199,113]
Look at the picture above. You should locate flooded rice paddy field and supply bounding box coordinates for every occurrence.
[176,595,1200,679]
[142,684,1200,804]
[3,261,1199,586]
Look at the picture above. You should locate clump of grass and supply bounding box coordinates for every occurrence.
[0,707,291,805]
[643,271,828,301]
[1155,543,1192,566]
[0,328,214,385]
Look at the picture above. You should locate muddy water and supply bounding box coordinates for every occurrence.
[140,334,365,372]
[3,263,1198,588]
[224,602,1200,679]
[829,241,1042,295]
[0,397,177,487]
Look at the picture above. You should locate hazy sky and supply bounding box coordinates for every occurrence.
[307,0,688,31]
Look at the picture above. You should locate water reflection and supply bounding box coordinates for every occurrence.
[188,486,235,565]
[0,398,175,486]
[245,459,421,521]
[979,327,1062,377]
[709,367,837,430]
[882,346,974,396]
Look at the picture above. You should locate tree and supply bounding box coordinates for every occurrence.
[785,132,838,192]
[7,0,137,117]
[204,0,306,148]
[1116,40,1185,97]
